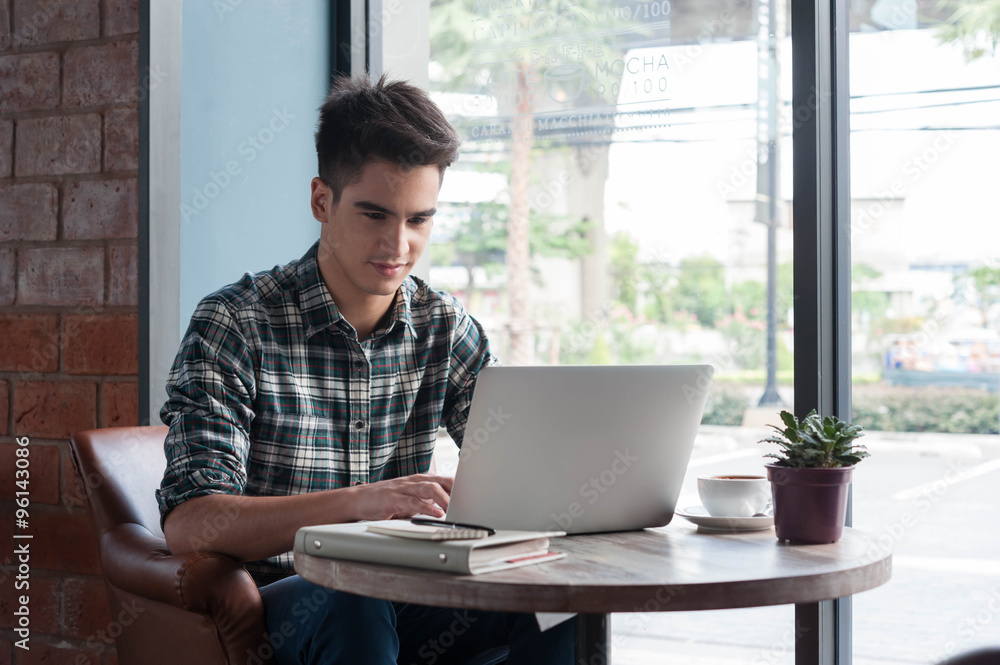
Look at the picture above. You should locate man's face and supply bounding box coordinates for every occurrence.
[311,160,440,309]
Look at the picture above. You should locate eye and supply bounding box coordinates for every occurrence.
[409,216,431,225]
[363,212,386,221]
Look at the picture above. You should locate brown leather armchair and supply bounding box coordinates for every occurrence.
[70,426,271,665]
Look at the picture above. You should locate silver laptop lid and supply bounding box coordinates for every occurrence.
[446,364,714,534]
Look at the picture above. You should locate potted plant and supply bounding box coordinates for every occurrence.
[759,410,869,544]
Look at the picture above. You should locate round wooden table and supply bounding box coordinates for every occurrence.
[294,524,892,664]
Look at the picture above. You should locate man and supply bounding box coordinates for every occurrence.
[156,76,574,664]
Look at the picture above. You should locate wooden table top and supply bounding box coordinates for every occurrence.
[294,523,892,614]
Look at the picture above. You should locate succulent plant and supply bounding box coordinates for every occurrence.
[760,410,869,468]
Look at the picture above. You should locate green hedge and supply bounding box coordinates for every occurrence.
[702,384,750,426]
[703,383,1000,434]
[852,385,999,435]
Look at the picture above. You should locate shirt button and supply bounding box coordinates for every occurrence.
[354,360,364,370]
[354,420,365,430]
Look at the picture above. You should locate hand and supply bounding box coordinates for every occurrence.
[350,474,454,522]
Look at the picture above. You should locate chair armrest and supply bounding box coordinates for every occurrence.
[100,522,263,616]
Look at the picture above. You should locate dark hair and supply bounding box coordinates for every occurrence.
[314,74,460,202]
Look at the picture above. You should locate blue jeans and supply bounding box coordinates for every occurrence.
[259,575,575,665]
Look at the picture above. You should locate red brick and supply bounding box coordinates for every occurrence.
[105,649,117,665]
[0,119,11,177]
[64,41,139,108]
[103,108,137,172]
[0,1,10,52]
[18,642,99,665]
[107,244,136,307]
[0,380,8,436]
[9,509,102,575]
[0,573,59,634]
[0,184,58,241]
[63,576,112,640]
[64,314,138,375]
[12,0,99,45]
[0,639,11,665]
[16,114,102,177]
[0,247,15,306]
[63,179,137,240]
[0,441,59,504]
[36,442,63,505]
[18,247,104,306]
[0,314,60,373]
[0,52,60,113]
[12,380,97,440]
[101,382,137,428]
[34,575,62,635]
[105,0,138,36]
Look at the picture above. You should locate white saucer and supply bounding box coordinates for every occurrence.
[675,506,774,533]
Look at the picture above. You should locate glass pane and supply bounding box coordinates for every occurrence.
[427,1,796,661]
[179,1,327,332]
[848,2,1000,663]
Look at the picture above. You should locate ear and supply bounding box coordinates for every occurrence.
[311,178,335,223]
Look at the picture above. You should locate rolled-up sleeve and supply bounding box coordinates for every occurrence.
[443,306,498,448]
[156,297,257,528]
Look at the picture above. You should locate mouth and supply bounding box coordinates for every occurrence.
[370,262,407,278]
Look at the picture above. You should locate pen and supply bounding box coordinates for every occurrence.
[410,517,496,535]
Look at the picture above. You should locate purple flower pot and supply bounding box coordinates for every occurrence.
[766,464,854,544]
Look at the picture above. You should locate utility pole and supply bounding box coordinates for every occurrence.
[757,0,784,406]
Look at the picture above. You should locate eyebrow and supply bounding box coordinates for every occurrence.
[353,200,437,218]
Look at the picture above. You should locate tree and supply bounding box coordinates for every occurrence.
[672,255,727,328]
[938,0,1000,59]
[852,264,890,325]
[609,231,640,315]
[437,200,592,305]
[968,264,1000,326]
[430,0,636,363]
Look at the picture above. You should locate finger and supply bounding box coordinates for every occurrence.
[415,481,450,511]
[409,496,445,518]
[419,474,454,494]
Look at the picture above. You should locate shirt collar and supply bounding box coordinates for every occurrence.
[296,240,418,340]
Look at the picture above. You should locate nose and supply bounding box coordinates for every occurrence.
[379,220,410,257]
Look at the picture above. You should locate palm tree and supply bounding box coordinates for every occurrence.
[430,0,638,363]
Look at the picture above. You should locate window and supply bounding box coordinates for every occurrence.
[848,2,1000,662]
[423,1,801,661]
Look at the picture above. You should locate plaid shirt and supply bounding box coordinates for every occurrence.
[156,240,496,579]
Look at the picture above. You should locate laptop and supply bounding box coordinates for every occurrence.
[445,364,714,534]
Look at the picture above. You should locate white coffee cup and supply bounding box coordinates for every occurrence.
[697,475,771,517]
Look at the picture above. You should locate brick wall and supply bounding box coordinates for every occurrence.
[0,1,140,663]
